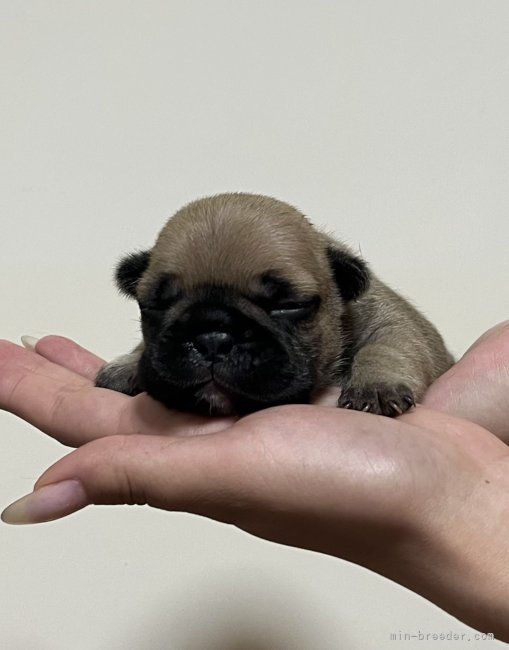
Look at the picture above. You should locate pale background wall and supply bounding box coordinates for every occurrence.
[1,1,508,648]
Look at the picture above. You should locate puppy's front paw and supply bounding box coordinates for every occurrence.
[95,358,141,396]
[337,383,415,417]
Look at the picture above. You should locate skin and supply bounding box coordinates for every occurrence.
[0,322,509,640]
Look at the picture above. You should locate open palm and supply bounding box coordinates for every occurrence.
[1,324,509,638]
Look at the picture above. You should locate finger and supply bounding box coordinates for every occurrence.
[461,320,509,358]
[1,431,245,525]
[423,321,509,442]
[23,335,105,381]
[0,340,131,445]
[3,403,398,528]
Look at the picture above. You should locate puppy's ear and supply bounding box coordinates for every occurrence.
[327,245,370,301]
[115,250,151,298]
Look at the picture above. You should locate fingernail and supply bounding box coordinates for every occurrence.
[1,480,88,525]
[21,335,40,351]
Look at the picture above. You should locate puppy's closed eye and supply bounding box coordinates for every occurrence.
[139,274,182,311]
[251,272,319,319]
[268,297,320,320]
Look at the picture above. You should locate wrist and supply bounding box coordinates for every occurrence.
[386,466,509,641]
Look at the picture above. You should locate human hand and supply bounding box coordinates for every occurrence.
[1,324,509,639]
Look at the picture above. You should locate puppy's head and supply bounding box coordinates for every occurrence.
[118,193,369,415]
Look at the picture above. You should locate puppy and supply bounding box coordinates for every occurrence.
[96,193,453,416]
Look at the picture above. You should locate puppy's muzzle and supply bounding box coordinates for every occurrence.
[168,303,256,362]
[140,300,309,414]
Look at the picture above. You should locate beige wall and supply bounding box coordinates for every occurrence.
[1,1,508,648]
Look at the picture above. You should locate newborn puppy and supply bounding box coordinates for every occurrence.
[96,193,453,416]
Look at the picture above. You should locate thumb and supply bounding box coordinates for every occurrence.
[1,432,244,525]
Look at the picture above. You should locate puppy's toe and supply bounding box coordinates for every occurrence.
[337,383,415,417]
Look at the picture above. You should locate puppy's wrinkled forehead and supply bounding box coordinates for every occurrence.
[147,193,326,292]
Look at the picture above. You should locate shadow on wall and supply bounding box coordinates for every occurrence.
[110,563,351,650]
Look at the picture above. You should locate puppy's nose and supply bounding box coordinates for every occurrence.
[194,331,234,360]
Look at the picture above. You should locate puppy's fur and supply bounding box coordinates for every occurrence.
[96,193,453,416]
